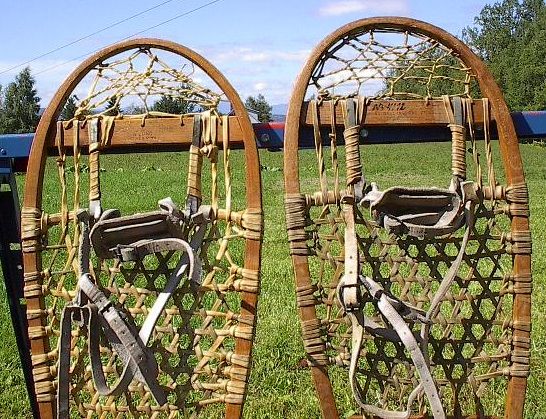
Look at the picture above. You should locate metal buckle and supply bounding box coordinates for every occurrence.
[97,299,113,315]
[112,244,135,262]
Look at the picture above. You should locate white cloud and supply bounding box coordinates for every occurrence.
[243,52,269,63]
[211,47,309,66]
[200,45,311,104]
[240,81,293,106]
[319,0,408,17]
[253,82,267,91]
[0,42,310,111]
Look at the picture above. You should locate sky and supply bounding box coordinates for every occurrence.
[0,0,491,108]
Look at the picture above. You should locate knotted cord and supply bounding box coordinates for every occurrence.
[21,44,262,416]
[286,24,530,418]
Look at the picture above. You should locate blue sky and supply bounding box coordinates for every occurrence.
[0,0,491,106]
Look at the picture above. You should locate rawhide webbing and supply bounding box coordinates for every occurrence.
[337,96,479,419]
[56,113,213,417]
[56,198,213,417]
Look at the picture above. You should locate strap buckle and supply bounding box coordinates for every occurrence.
[112,244,136,262]
[96,299,113,315]
[360,275,430,324]
[191,205,213,225]
[337,279,362,312]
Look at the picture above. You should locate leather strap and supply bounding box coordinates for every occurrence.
[338,200,361,310]
[361,183,467,239]
[57,202,212,416]
[426,184,476,320]
[187,113,202,215]
[420,184,477,354]
[336,96,479,417]
[351,276,444,419]
[88,119,102,220]
[90,210,188,260]
[337,202,445,418]
[80,273,165,399]
[339,189,476,418]
[57,305,89,418]
[57,237,197,414]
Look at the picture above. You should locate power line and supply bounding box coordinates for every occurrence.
[124,0,223,39]
[34,0,224,77]
[0,0,181,76]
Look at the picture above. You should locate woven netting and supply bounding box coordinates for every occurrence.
[22,46,262,417]
[309,28,475,100]
[72,47,224,117]
[287,28,530,417]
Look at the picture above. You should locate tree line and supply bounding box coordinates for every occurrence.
[463,0,546,111]
[0,65,274,135]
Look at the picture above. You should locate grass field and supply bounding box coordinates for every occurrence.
[0,141,544,417]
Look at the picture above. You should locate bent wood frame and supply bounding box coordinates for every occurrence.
[22,38,262,418]
[284,17,531,418]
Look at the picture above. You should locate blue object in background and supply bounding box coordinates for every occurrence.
[1,111,546,173]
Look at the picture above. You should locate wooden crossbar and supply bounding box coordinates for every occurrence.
[301,99,491,127]
[47,99,491,153]
[50,115,245,151]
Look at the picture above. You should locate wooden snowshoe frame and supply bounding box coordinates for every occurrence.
[284,17,531,418]
[21,38,263,418]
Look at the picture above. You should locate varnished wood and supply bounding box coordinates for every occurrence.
[51,116,245,151]
[284,17,530,419]
[302,99,491,127]
[23,38,262,419]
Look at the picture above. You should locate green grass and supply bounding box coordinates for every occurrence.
[0,141,545,417]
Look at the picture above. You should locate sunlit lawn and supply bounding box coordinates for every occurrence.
[0,141,544,417]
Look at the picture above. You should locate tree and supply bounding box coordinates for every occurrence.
[152,95,196,114]
[463,0,543,61]
[463,0,546,110]
[0,67,41,134]
[103,95,120,116]
[124,103,147,115]
[383,49,476,99]
[60,95,78,120]
[245,94,272,122]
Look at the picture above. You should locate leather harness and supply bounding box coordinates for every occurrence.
[56,114,212,417]
[336,97,478,419]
